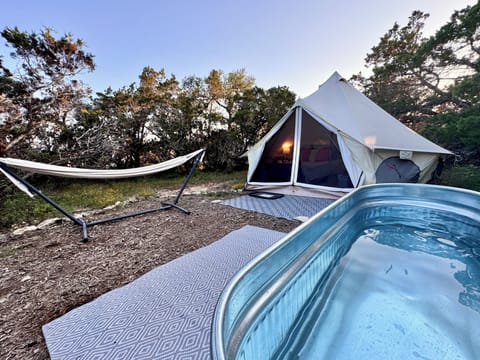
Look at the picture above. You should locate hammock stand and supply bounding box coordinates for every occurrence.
[0,150,205,242]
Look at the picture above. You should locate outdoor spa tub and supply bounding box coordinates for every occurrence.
[211,184,480,360]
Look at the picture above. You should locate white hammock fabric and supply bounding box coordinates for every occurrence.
[0,149,204,197]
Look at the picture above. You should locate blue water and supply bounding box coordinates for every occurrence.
[212,185,480,360]
[294,223,480,360]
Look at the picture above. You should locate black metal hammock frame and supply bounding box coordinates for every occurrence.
[0,150,205,242]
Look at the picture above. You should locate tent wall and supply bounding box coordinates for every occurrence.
[370,150,440,185]
[341,135,440,186]
[341,136,380,185]
[245,72,451,193]
[296,72,452,155]
[247,111,442,191]
[337,135,363,186]
[248,107,359,192]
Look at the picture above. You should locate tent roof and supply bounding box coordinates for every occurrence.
[295,72,451,154]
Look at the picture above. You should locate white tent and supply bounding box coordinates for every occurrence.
[245,72,452,194]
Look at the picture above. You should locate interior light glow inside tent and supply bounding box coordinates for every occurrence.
[245,72,452,194]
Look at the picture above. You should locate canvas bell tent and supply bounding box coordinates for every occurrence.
[245,72,451,193]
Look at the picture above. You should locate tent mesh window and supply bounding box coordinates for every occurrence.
[251,113,295,183]
[297,111,353,188]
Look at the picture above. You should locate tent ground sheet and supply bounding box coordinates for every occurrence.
[42,225,286,360]
[220,194,335,220]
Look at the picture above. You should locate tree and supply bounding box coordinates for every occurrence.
[168,75,209,155]
[352,3,480,164]
[204,85,296,170]
[255,85,297,137]
[79,67,180,168]
[131,67,179,165]
[233,86,296,149]
[0,27,95,159]
[352,11,440,126]
[205,68,255,130]
[411,3,480,164]
[353,4,479,128]
[421,4,480,78]
[423,103,480,164]
[64,100,124,167]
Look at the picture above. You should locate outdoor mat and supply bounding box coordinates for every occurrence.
[220,194,335,220]
[42,225,286,359]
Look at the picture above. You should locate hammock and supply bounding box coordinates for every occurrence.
[0,149,205,241]
[0,149,204,197]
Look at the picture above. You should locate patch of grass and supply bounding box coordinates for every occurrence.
[0,169,247,229]
[3,164,479,230]
[439,165,480,192]
[232,182,246,191]
[205,191,231,198]
[190,170,246,184]
[0,246,17,259]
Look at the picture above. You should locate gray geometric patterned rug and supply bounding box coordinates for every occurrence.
[42,225,286,360]
[220,194,335,220]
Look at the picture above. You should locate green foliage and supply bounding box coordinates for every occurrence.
[354,11,437,125]
[354,3,480,162]
[205,68,256,130]
[0,27,95,158]
[232,182,245,191]
[440,165,480,192]
[0,170,246,229]
[204,129,247,170]
[59,65,293,171]
[234,86,296,144]
[0,246,17,259]
[1,27,94,72]
[451,72,480,104]
[1,25,297,173]
[422,104,480,163]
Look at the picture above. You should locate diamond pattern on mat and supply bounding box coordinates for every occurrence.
[220,194,335,220]
[42,225,285,360]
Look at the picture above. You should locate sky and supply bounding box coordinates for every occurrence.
[1,0,477,97]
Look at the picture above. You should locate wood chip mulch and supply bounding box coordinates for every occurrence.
[0,192,299,359]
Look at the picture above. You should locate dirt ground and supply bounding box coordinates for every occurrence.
[0,186,299,359]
